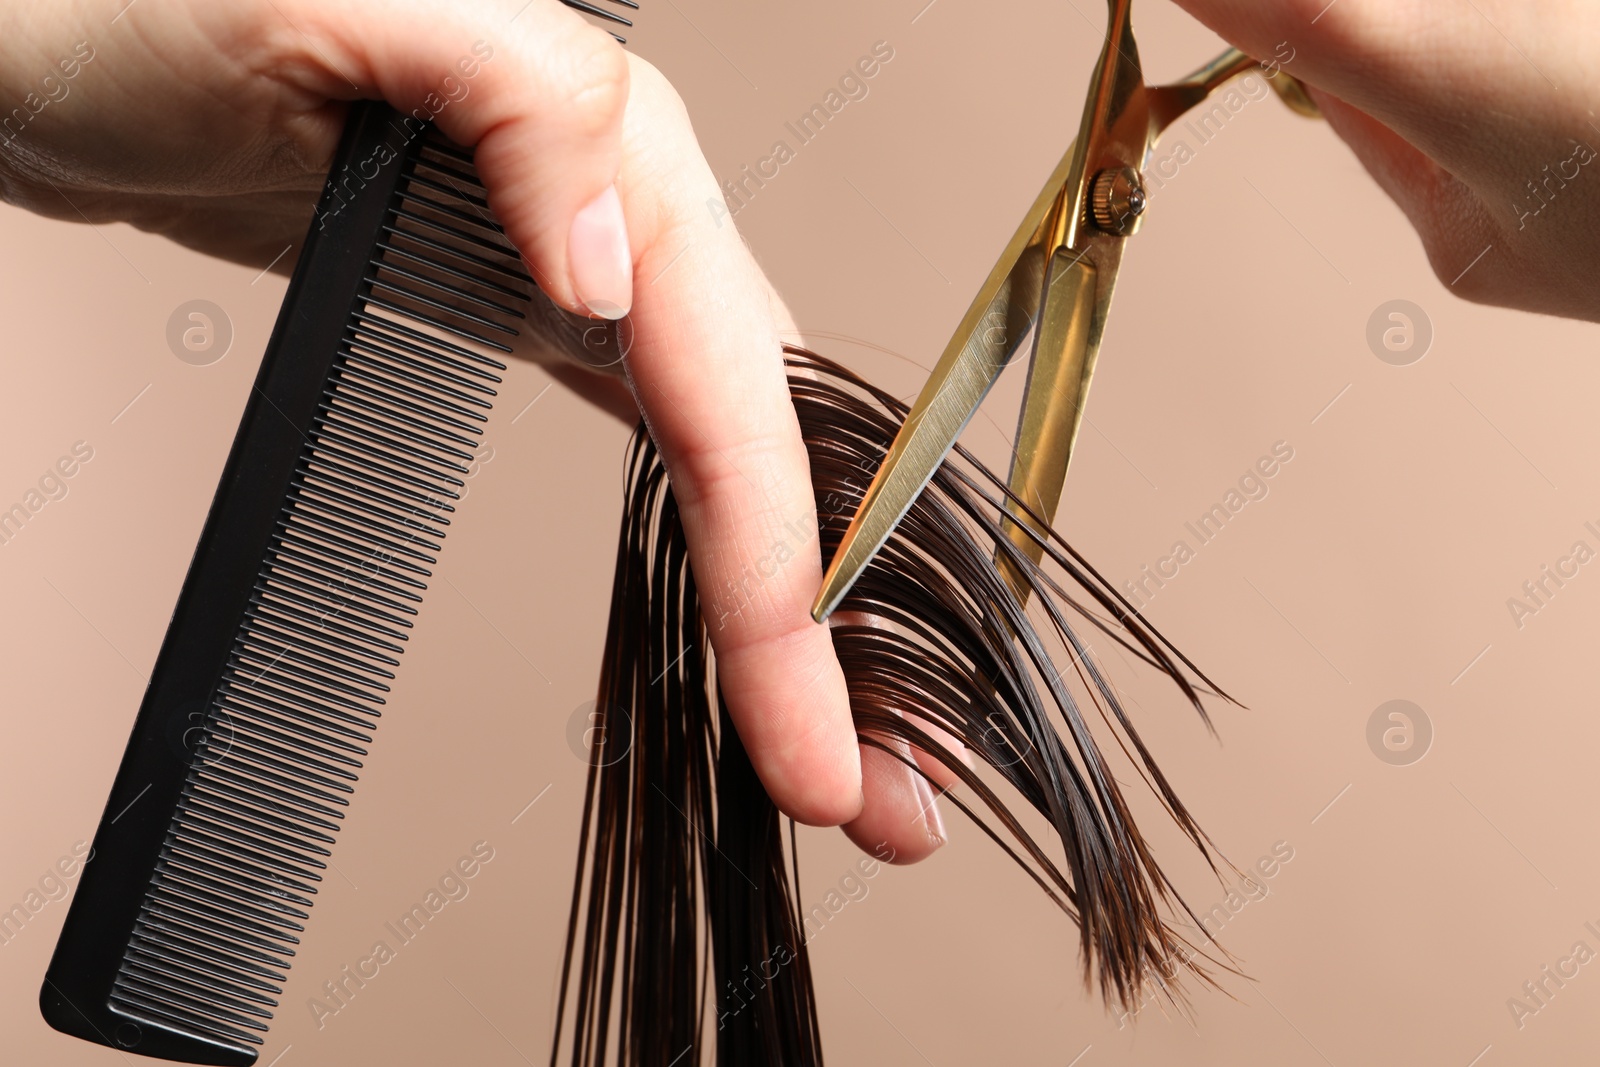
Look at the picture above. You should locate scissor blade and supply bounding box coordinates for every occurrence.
[997,247,1099,601]
[810,244,1047,621]
[811,131,1090,622]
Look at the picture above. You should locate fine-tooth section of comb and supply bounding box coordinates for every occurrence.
[44,7,642,1059]
[40,106,533,1066]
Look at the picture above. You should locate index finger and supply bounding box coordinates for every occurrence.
[604,60,863,826]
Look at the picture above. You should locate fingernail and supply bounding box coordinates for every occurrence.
[911,772,946,850]
[569,184,632,320]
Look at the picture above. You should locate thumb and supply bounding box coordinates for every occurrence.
[278,0,634,318]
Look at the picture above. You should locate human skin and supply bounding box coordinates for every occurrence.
[1,0,1592,867]
[1172,0,1600,322]
[0,0,940,861]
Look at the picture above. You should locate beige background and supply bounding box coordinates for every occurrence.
[3,1,1598,1064]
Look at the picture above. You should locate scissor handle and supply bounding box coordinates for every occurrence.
[1148,47,1320,145]
[994,47,1320,605]
[1268,69,1321,118]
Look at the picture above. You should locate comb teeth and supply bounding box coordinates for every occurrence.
[104,133,530,1057]
[565,0,640,40]
[46,7,639,1056]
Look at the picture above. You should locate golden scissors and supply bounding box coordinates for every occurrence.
[812,0,1317,621]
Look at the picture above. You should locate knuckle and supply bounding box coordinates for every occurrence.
[555,34,630,138]
[666,428,789,515]
[626,56,691,128]
[1412,192,1500,302]
[617,59,722,225]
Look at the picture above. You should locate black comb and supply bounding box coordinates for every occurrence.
[40,4,639,1063]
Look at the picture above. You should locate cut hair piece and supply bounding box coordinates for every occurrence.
[552,347,1239,1066]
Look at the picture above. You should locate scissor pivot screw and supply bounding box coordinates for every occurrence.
[1090,166,1146,236]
